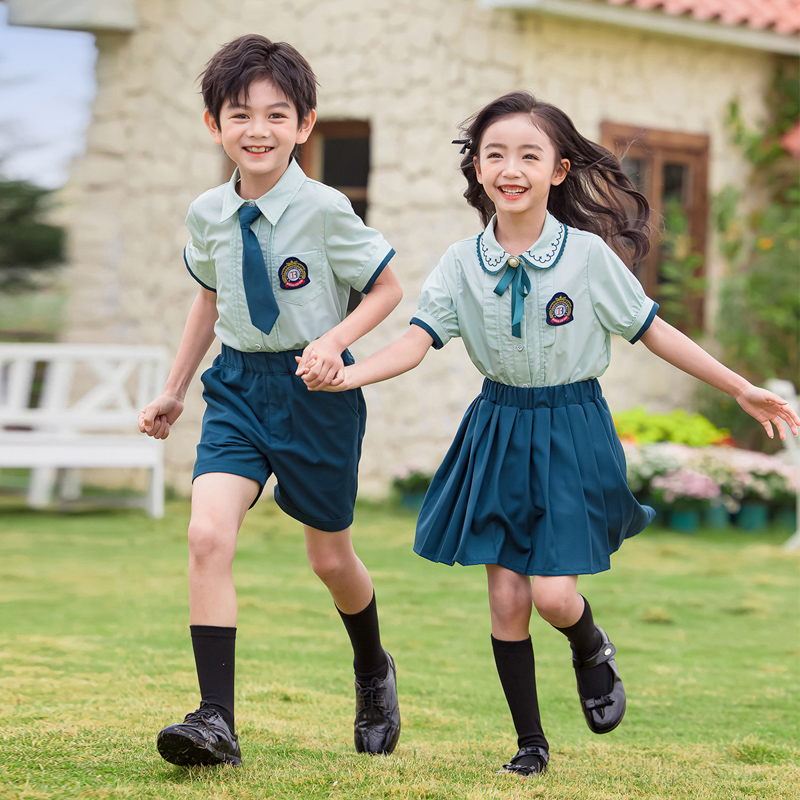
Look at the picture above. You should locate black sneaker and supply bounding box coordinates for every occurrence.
[156,703,242,766]
[353,651,401,755]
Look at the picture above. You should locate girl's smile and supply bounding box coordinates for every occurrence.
[474,114,569,251]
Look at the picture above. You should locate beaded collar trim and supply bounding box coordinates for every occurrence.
[477,219,568,276]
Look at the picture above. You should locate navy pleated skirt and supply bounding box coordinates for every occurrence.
[414,378,655,576]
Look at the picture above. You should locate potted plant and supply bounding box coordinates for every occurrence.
[391,463,433,513]
[771,467,799,530]
[650,468,722,533]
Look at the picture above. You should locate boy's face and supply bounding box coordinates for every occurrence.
[204,78,316,196]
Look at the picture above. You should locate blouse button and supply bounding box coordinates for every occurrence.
[522,383,530,388]
[516,344,524,351]
[507,257,519,268]
[254,344,262,350]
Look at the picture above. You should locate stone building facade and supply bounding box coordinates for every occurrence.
[9,0,799,495]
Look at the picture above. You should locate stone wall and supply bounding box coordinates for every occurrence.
[57,0,778,496]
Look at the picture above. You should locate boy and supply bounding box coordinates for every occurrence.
[139,34,403,767]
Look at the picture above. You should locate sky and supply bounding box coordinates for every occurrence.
[0,3,97,188]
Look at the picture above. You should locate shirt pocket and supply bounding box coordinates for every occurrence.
[272,249,325,306]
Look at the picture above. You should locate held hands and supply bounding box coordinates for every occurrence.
[138,392,185,440]
[294,335,347,391]
[735,384,800,440]
[295,351,350,391]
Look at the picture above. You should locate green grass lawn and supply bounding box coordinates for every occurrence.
[1,498,798,799]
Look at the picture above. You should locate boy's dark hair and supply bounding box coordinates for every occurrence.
[200,34,318,128]
[456,91,651,265]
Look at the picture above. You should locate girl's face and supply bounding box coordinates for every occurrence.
[474,113,569,223]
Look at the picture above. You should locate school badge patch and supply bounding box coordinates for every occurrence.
[279,257,310,290]
[546,292,574,326]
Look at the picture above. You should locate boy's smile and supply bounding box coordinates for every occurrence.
[204,78,316,198]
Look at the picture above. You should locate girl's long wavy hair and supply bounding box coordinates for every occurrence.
[457,91,651,265]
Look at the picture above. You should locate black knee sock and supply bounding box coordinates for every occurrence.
[553,596,612,697]
[491,635,548,757]
[336,592,388,683]
[190,625,236,732]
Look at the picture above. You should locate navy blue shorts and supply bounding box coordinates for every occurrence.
[194,345,367,532]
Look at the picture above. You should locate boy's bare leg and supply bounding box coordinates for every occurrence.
[304,525,400,754]
[303,526,374,613]
[157,472,259,766]
[189,472,260,625]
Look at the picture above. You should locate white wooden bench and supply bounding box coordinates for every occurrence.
[0,343,168,518]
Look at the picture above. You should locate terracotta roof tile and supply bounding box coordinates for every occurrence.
[598,0,800,35]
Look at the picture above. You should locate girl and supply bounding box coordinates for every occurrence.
[297,91,799,775]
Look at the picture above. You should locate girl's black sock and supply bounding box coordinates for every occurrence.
[491,635,549,758]
[337,591,388,683]
[553,596,612,697]
[190,625,236,732]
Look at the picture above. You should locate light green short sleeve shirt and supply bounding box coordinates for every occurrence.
[183,159,395,352]
[411,211,658,387]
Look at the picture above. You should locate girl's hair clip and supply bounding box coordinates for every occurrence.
[452,138,472,155]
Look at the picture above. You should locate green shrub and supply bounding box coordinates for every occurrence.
[613,407,729,446]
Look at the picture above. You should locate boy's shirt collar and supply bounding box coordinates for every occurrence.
[219,158,307,225]
[478,210,568,274]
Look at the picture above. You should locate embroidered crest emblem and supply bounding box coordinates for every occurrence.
[279,257,310,290]
[546,292,574,326]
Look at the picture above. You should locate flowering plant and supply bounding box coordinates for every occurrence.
[713,449,799,505]
[391,462,433,495]
[650,468,722,509]
[687,449,745,512]
[622,442,798,513]
[622,442,688,496]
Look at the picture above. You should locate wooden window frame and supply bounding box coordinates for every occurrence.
[298,120,371,214]
[600,122,710,324]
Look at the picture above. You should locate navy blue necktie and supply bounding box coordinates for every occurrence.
[238,204,279,335]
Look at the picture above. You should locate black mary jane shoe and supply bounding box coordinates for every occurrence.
[498,745,549,776]
[572,625,626,734]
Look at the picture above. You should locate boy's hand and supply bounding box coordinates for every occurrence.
[138,392,184,440]
[294,350,317,376]
[295,336,344,389]
[735,385,800,440]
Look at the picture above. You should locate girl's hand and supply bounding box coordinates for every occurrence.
[311,366,350,392]
[138,392,184,440]
[735,384,800,440]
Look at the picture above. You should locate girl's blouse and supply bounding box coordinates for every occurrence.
[411,211,658,388]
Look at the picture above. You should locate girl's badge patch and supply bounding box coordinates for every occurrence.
[279,257,310,290]
[546,292,574,326]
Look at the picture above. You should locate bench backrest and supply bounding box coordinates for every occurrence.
[0,344,168,432]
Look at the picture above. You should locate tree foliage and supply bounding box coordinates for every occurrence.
[700,66,799,451]
[714,66,799,386]
[0,178,65,293]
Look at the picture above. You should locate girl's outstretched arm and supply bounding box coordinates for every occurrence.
[295,267,403,389]
[639,316,799,440]
[304,325,434,392]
